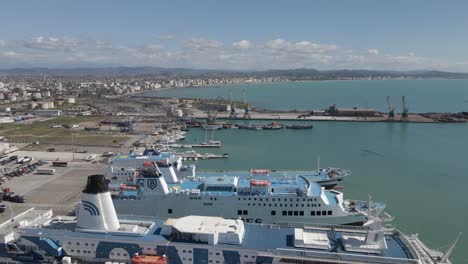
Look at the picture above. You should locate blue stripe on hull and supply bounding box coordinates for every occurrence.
[222,250,240,264]
[194,248,208,264]
[95,241,142,259]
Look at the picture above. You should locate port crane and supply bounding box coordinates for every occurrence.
[401,96,408,121]
[228,89,237,119]
[243,89,251,119]
[386,96,395,120]
[207,110,218,124]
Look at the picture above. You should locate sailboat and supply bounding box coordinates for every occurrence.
[200,128,222,146]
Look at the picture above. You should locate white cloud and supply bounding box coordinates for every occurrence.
[367,49,379,55]
[158,35,175,40]
[233,40,251,49]
[0,35,465,71]
[264,39,337,55]
[185,38,224,51]
[23,36,81,52]
[2,51,16,57]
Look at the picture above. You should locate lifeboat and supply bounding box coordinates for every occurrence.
[143,160,154,167]
[132,255,167,264]
[120,184,138,190]
[250,169,269,174]
[250,180,270,186]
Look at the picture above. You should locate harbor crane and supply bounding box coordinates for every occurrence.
[207,110,218,124]
[386,96,395,120]
[228,89,237,119]
[401,96,408,121]
[243,89,251,119]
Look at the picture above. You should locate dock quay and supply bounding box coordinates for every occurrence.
[180,153,229,160]
[191,111,438,123]
[168,143,221,148]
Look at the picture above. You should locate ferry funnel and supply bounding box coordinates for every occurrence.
[137,163,170,195]
[76,174,120,231]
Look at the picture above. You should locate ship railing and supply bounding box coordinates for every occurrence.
[268,248,419,264]
[394,230,421,261]
[269,221,374,232]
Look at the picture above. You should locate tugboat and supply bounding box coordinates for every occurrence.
[263,121,284,130]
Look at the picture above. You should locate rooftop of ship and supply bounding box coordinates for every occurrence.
[19,214,423,263]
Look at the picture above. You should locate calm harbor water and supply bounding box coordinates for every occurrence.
[152,80,467,263]
[140,79,468,112]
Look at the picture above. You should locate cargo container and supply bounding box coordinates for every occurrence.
[36,168,55,175]
[52,161,68,167]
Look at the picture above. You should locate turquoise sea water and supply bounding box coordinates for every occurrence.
[140,79,468,112]
[147,80,468,263]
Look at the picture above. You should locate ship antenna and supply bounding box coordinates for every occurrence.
[441,232,462,263]
[367,194,372,219]
[317,156,320,173]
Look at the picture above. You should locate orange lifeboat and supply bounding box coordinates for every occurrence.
[250,180,270,186]
[250,169,269,174]
[120,184,138,190]
[132,255,167,264]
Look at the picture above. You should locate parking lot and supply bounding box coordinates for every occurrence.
[0,158,106,223]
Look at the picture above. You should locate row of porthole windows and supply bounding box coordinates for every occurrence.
[66,241,95,247]
[114,172,131,176]
[110,252,128,257]
[189,197,218,201]
[245,203,321,208]
[69,249,96,254]
[239,197,318,202]
[269,210,333,216]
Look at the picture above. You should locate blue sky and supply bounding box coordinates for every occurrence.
[0,0,467,71]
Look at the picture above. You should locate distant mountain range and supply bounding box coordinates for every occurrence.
[0,67,467,79]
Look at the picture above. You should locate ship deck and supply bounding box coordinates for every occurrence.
[19,216,417,263]
[191,168,349,182]
[166,175,323,197]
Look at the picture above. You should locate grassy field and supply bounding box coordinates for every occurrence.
[0,116,130,146]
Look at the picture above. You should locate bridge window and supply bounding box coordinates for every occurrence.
[243,210,248,215]
[282,211,287,216]
[271,210,276,216]
[322,210,327,215]
[317,211,321,216]
[328,210,332,215]
[238,210,242,215]
[294,211,298,216]
[311,211,315,216]
[300,211,304,216]
[288,211,293,216]
[168,209,173,214]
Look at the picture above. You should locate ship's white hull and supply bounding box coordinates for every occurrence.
[113,194,366,225]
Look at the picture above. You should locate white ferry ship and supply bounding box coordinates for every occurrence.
[3,174,457,264]
[110,163,383,226]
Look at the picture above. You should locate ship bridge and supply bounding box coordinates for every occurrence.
[201,176,239,192]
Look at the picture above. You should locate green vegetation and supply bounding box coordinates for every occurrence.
[0,115,129,146]
[0,116,101,135]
